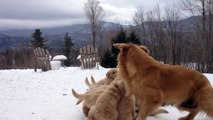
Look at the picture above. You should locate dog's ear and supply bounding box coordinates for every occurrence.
[113,43,130,53]
[140,45,149,54]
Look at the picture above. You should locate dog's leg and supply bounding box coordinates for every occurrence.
[87,106,96,120]
[178,106,199,120]
[178,97,199,120]
[82,105,90,117]
[137,99,161,120]
[136,88,163,120]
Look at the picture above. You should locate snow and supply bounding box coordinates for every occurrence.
[52,55,67,61]
[50,61,61,70]
[77,55,81,60]
[0,67,213,120]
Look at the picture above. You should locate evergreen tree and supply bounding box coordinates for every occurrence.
[100,28,141,68]
[127,31,141,44]
[100,49,115,68]
[111,28,127,58]
[100,28,126,68]
[30,29,47,49]
[63,32,74,66]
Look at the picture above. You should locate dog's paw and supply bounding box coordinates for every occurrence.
[149,108,168,116]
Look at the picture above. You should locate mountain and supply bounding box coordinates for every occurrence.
[0,22,122,49]
[0,24,90,37]
[0,17,199,50]
[0,33,19,50]
[0,24,91,49]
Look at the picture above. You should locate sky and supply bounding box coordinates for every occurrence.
[0,0,175,30]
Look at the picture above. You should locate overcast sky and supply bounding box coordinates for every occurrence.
[0,0,175,30]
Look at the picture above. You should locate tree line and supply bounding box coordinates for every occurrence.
[130,0,213,73]
[0,0,212,73]
[99,0,213,73]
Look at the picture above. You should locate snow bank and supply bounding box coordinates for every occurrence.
[0,67,212,120]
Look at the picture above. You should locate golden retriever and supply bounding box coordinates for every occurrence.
[114,43,213,120]
[117,81,135,120]
[95,68,118,85]
[85,68,118,90]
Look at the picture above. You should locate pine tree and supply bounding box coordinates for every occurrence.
[100,28,126,68]
[63,32,74,67]
[100,49,115,68]
[30,29,47,49]
[100,28,141,68]
[127,31,141,44]
[111,28,127,58]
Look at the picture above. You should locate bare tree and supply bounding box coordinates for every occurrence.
[180,0,213,72]
[84,0,105,47]
[164,6,184,65]
[148,5,169,63]
[132,5,170,63]
[133,7,148,45]
[145,10,157,57]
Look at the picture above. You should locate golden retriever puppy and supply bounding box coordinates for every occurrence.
[105,68,118,81]
[114,81,135,120]
[114,43,213,120]
[72,85,107,116]
[85,68,117,90]
[94,68,118,85]
[87,82,123,120]
[118,95,136,120]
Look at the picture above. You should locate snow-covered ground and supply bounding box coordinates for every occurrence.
[0,66,213,120]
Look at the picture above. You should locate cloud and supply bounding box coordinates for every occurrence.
[101,3,136,24]
[100,0,174,11]
[0,0,177,30]
[0,0,84,20]
[0,0,87,30]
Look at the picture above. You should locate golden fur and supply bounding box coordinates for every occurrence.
[95,68,118,85]
[117,81,135,120]
[85,68,118,89]
[72,85,107,116]
[114,43,213,120]
[87,82,123,120]
[73,68,167,118]
[85,76,97,90]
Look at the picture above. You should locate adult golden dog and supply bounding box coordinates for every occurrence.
[114,43,213,120]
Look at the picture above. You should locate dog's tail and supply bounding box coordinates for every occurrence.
[85,77,91,87]
[197,86,213,117]
[90,76,96,84]
[85,77,97,89]
[71,89,83,105]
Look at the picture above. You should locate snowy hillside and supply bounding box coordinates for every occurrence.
[0,67,213,120]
